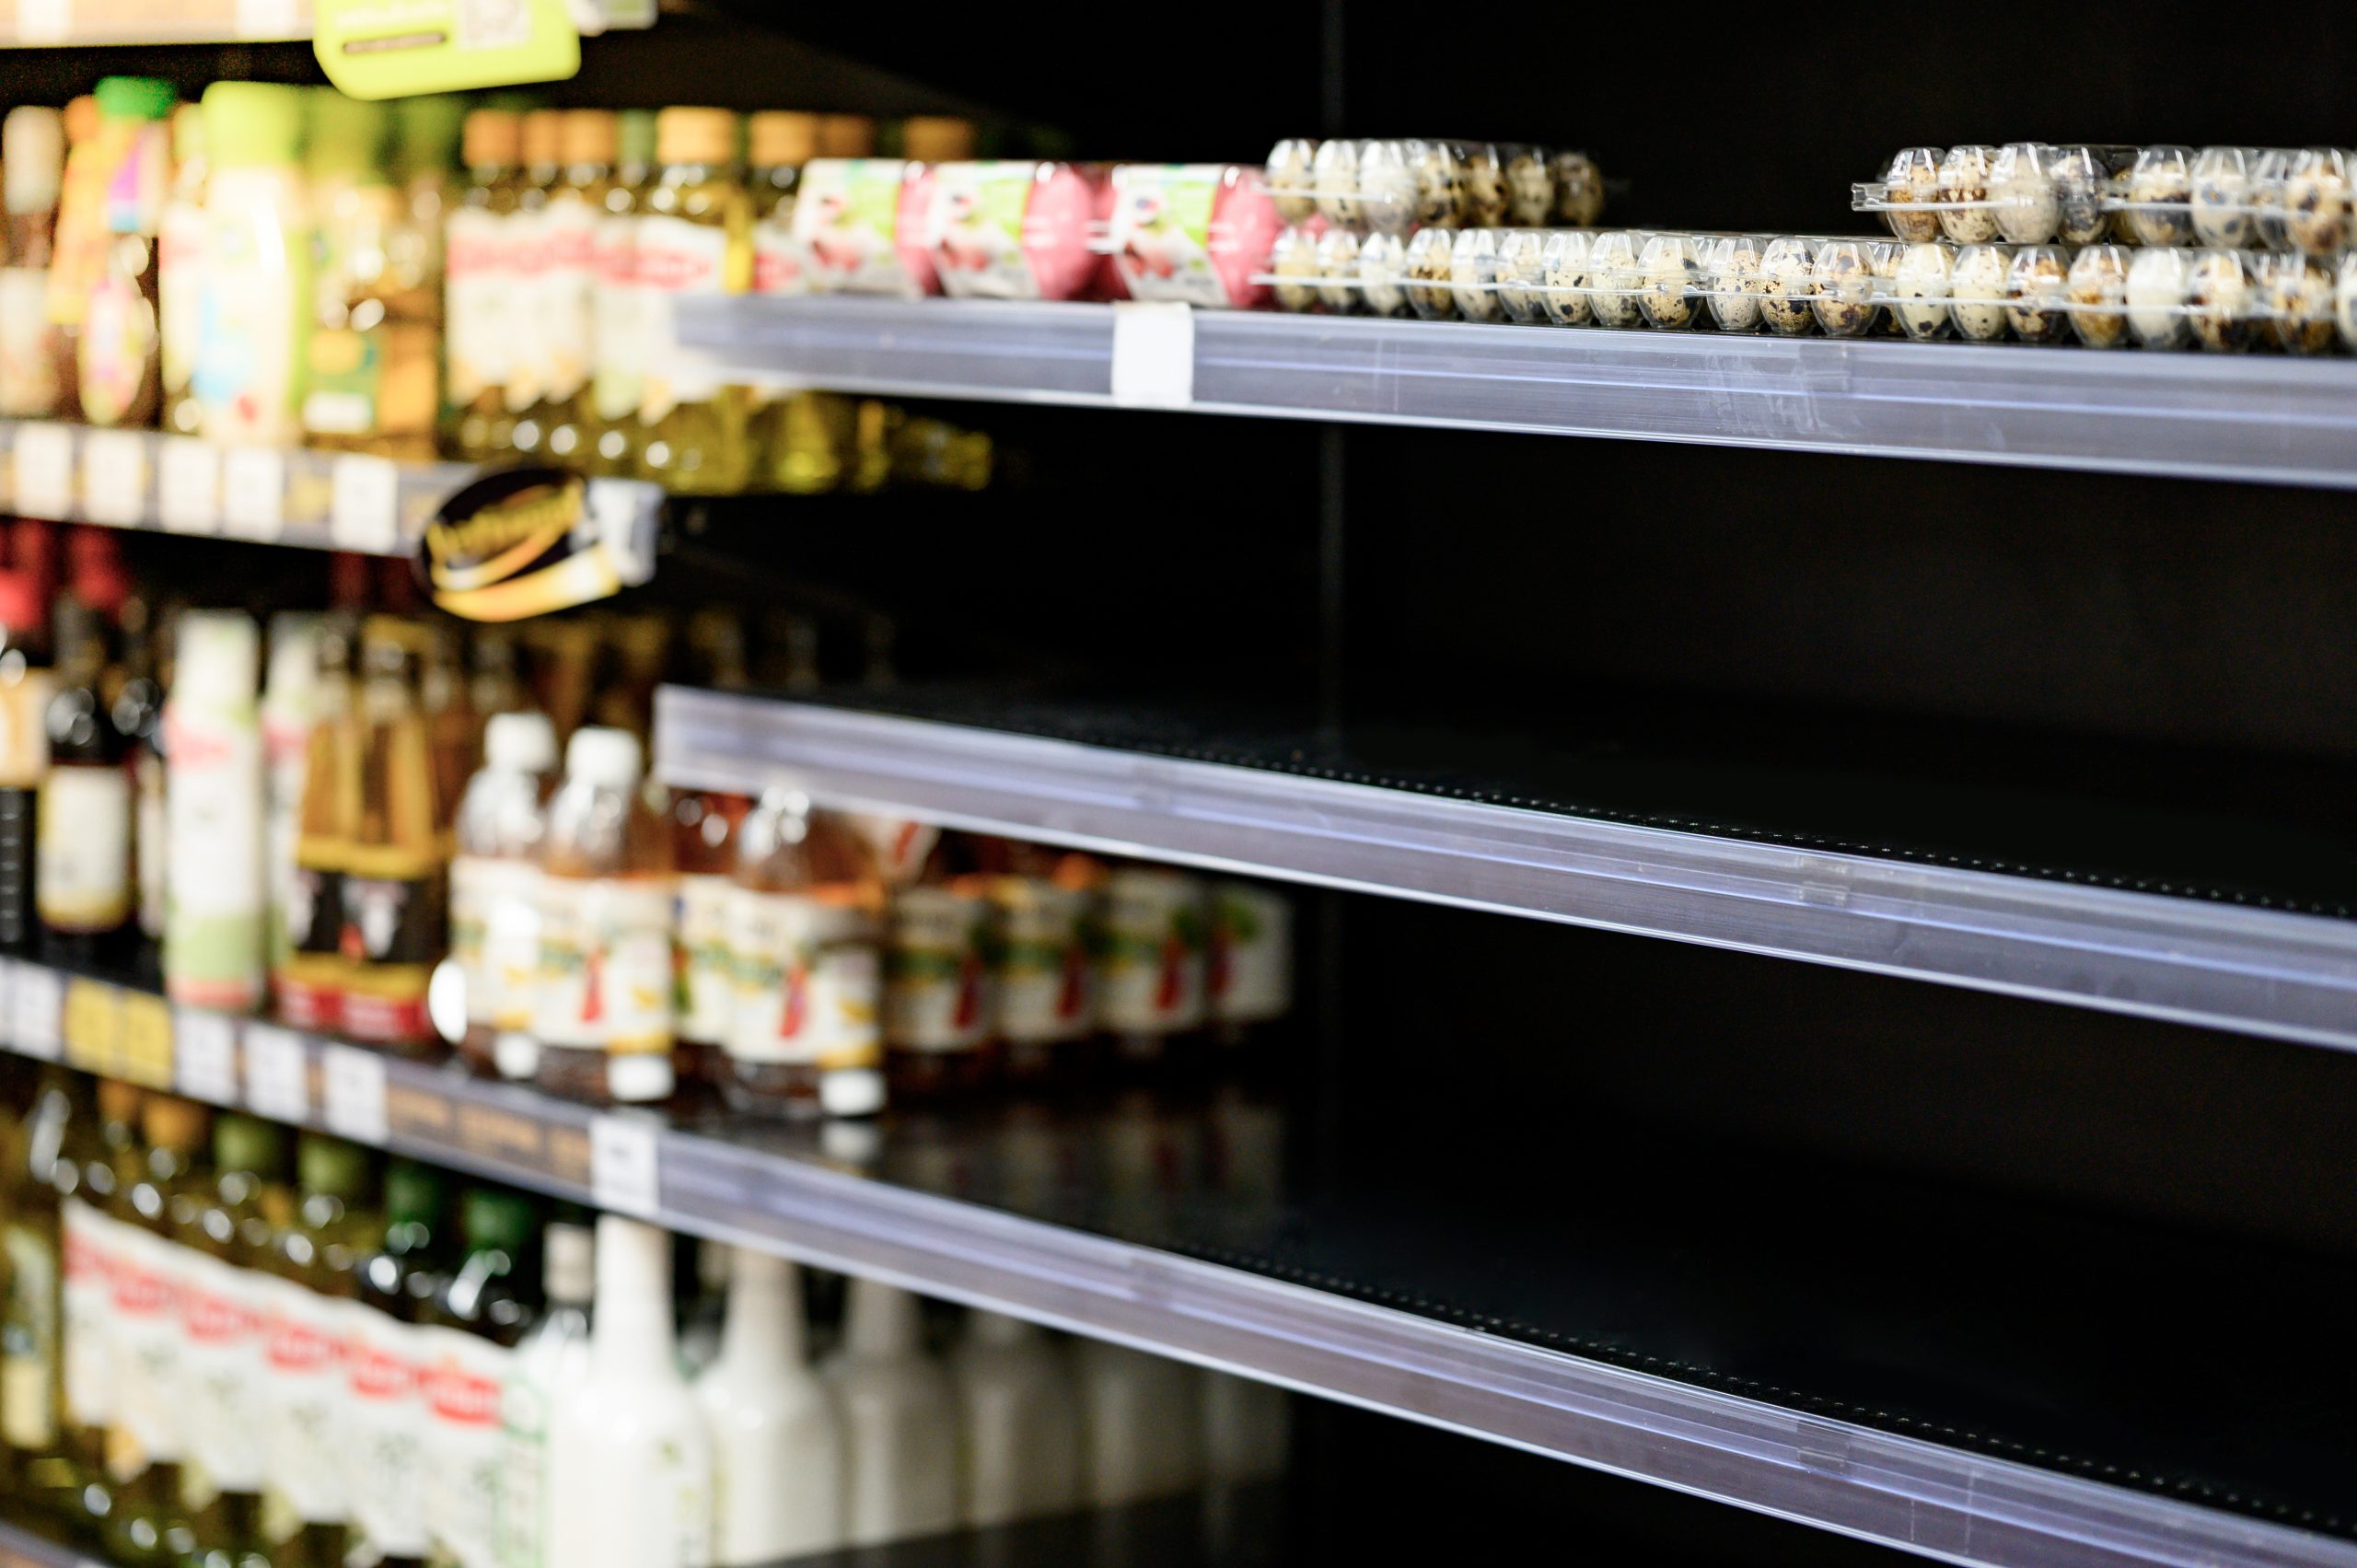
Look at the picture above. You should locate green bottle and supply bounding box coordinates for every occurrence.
[178,1114,290,1568]
[104,1095,209,1568]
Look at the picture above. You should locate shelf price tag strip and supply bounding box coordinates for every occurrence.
[14,423,75,519]
[81,430,148,527]
[11,966,63,1063]
[175,1008,238,1104]
[1109,302,1196,410]
[322,1043,389,1144]
[242,1023,310,1122]
[589,1113,661,1217]
[157,438,223,535]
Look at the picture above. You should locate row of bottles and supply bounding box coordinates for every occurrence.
[0,82,987,493]
[0,1070,1287,1567]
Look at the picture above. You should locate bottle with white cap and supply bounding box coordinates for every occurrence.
[951,1310,1081,1527]
[258,612,320,987]
[495,1214,593,1568]
[533,726,676,1104]
[692,1246,843,1564]
[450,710,556,1081]
[825,1277,957,1547]
[162,611,265,1011]
[545,1215,712,1568]
[1076,1337,1204,1505]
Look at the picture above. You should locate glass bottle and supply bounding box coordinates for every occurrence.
[977,843,1102,1090]
[466,627,528,722]
[885,835,1001,1104]
[52,1077,139,1532]
[38,595,133,959]
[671,787,748,1095]
[495,1214,591,1568]
[1,1071,72,1504]
[112,594,165,958]
[539,110,614,467]
[1096,865,1213,1081]
[45,95,103,419]
[77,75,177,429]
[420,627,480,850]
[341,618,445,1053]
[157,103,207,436]
[0,575,52,955]
[635,107,751,495]
[420,1186,539,1568]
[378,94,459,461]
[449,710,555,1081]
[0,107,68,418]
[261,614,322,1001]
[302,91,411,454]
[343,1158,447,1568]
[104,1095,209,1568]
[193,82,310,447]
[586,110,655,479]
[504,110,563,458]
[744,111,815,489]
[725,790,885,1119]
[448,110,523,463]
[534,726,676,1105]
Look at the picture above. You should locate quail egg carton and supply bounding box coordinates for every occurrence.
[1264,136,1605,237]
[1854,144,2357,259]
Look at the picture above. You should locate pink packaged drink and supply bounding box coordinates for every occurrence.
[793,158,940,296]
[928,161,1105,300]
[1108,164,1283,308]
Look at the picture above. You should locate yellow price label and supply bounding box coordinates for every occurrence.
[118,993,174,1090]
[62,979,123,1077]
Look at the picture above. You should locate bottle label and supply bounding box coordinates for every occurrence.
[421,1326,510,1568]
[36,762,132,933]
[193,188,302,443]
[505,205,549,413]
[108,1227,189,1473]
[179,1249,269,1492]
[259,1274,349,1525]
[993,877,1096,1043]
[78,267,157,425]
[1,1221,60,1448]
[0,268,61,415]
[1211,882,1292,1025]
[342,1304,429,1556]
[302,322,385,436]
[341,859,441,1043]
[447,205,514,401]
[589,211,643,424]
[728,886,883,1068]
[164,709,267,1009]
[676,871,735,1044]
[455,855,543,1030]
[886,884,995,1052]
[1097,872,1209,1034]
[61,1199,115,1430]
[928,161,1045,300]
[1108,165,1230,308]
[540,192,598,405]
[635,213,733,423]
[159,199,203,401]
[536,876,676,1053]
[752,204,806,296]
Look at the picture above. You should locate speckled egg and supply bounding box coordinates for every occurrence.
[1497,229,1550,323]
[1704,234,1765,332]
[1504,147,1553,226]
[2338,251,2357,352]
[1459,144,1510,227]
[2125,247,2193,349]
[1888,241,1953,340]
[1356,140,1419,237]
[1267,138,1318,224]
[1539,229,1594,326]
[1636,233,1702,330]
[1271,224,1321,312]
[1867,239,1907,335]
[1406,226,1456,319]
[1584,230,1643,328]
[1315,226,1363,313]
[1810,239,1877,337]
[1948,242,2012,341]
[1451,228,1504,322]
[2125,146,2196,247]
[2281,147,2351,258]
[1759,238,1817,334]
[2065,245,2131,348]
[1990,143,2060,244]
[1937,146,2002,243]
[2190,146,2258,248]
[1357,230,1409,318]
[2047,145,2111,246]
[2186,248,2256,351]
[1311,138,1362,229]
[1551,151,1604,226]
[2003,245,2072,343]
[1407,140,1462,226]
[2251,147,2293,250]
[2264,253,2336,354]
[1879,147,1944,242]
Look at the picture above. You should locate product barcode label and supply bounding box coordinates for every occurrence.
[220,447,286,540]
[157,438,221,534]
[80,430,147,525]
[1109,301,1196,410]
[175,1010,238,1104]
[11,965,61,1061]
[13,422,74,518]
[322,1044,389,1145]
[589,1114,661,1217]
[329,455,401,553]
[243,1024,309,1121]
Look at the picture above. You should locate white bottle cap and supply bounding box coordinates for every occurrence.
[172,612,260,705]
[819,1066,886,1120]
[545,1221,595,1306]
[4,109,62,214]
[842,1276,923,1358]
[485,710,557,775]
[565,726,642,791]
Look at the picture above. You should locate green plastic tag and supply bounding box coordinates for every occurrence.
[313,0,581,100]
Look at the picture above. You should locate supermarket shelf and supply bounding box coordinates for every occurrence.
[673,296,2357,490]
[0,1516,88,1567]
[0,0,654,45]
[652,688,2357,1054]
[0,422,660,576]
[2,957,2351,1568]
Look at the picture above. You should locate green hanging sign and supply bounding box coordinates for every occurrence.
[313,0,581,100]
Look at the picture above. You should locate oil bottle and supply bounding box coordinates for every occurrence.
[635,107,751,495]
[343,1158,447,1568]
[586,110,655,479]
[38,594,133,960]
[420,1186,539,1568]
[341,617,446,1054]
[448,109,523,463]
[52,1077,139,1532]
[504,109,563,457]
[104,1095,209,1568]
[539,110,614,468]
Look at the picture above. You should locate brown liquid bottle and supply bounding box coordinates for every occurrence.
[448,110,522,463]
[420,626,481,854]
[338,618,444,1054]
[533,727,676,1105]
[885,836,1003,1104]
[670,610,751,1092]
[279,621,359,1032]
[974,840,1105,1090]
[723,790,884,1118]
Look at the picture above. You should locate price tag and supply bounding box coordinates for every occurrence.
[175,1010,239,1105]
[11,965,61,1061]
[235,0,302,35]
[15,0,71,42]
[60,980,120,1076]
[117,993,174,1088]
[329,454,401,553]
[243,1024,310,1122]
[1109,301,1196,410]
[81,430,149,526]
[220,447,286,540]
[322,1045,389,1144]
[13,422,75,519]
[589,1114,661,1217]
[157,437,222,535]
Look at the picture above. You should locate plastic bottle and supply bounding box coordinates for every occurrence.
[537,110,612,466]
[504,110,563,457]
[1076,1338,1204,1505]
[0,107,68,417]
[450,711,555,1081]
[157,103,207,436]
[725,790,885,1119]
[546,1215,713,1568]
[952,1311,1081,1527]
[585,110,654,478]
[45,96,103,415]
[341,618,445,1052]
[672,786,747,1096]
[194,82,309,445]
[979,847,1101,1089]
[301,91,407,453]
[827,1278,956,1547]
[885,844,1000,1104]
[1097,865,1213,1078]
[162,613,266,1014]
[175,1114,288,1564]
[693,1248,842,1563]
[104,1095,210,1567]
[449,110,522,463]
[534,727,676,1104]
[38,595,133,958]
[636,107,751,495]
[76,76,177,428]
[420,1186,539,1568]
[343,1158,449,1568]
[495,1215,591,1568]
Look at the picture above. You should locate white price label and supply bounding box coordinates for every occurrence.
[15,0,70,42]
[1109,301,1196,410]
[321,1045,389,1144]
[589,1114,662,1217]
[329,454,401,553]
[81,430,148,525]
[234,0,301,35]
[11,965,61,1061]
[242,1024,309,1122]
[174,1011,239,1105]
[220,447,286,540]
[157,437,222,534]
[13,422,75,518]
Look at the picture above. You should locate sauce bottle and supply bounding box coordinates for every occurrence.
[885,841,1000,1104]
[194,82,309,446]
[585,110,654,479]
[161,612,266,1013]
[341,617,445,1054]
[1096,865,1212,1080]
[539,110,613,467]
[448,110,523,463]
[534,727,676,1105]
[450,710,555,1081]
[636,107,751,495]
[979,847,1102,1090]
[504,109,563,457]
[0,108,68,418]
[693,1248,843,1563]
[725,789,885,1119]
[672,788,748,1097]
[76,75,177,429]
[157,103,206,436]
[38,595,133,959]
